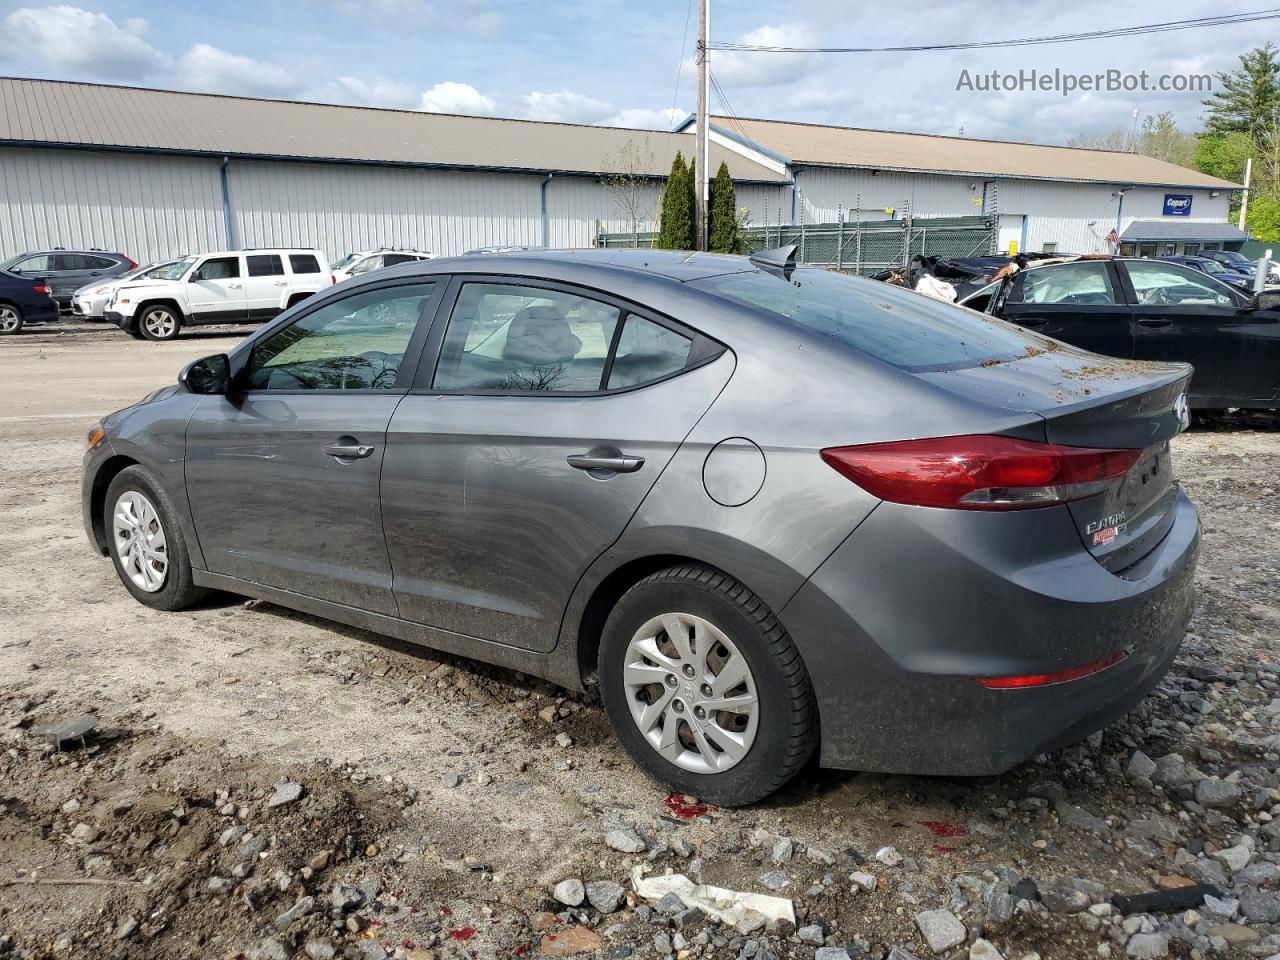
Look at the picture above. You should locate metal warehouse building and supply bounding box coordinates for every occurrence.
[0,77,1247,265]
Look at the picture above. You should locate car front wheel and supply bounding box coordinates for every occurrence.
[139,305,182,341]
[599,565,818,806]
[0,303,24,335]
[105,466,207,610]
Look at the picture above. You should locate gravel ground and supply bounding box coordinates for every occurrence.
[1,323,1278,960]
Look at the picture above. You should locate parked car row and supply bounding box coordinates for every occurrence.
[0,245,434,337]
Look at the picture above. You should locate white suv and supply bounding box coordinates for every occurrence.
[106,248,332,341]
[332,248,433,284]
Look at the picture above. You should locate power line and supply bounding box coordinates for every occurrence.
[708,9,1280,54]
[669,0,695,128]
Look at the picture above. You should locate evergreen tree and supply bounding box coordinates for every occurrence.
[1203,43,1280,146]
[708,162,740,253]
[1194,131,1255,182]
[656,152,693,250]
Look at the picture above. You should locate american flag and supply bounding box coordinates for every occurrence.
[1104,229,1120,247]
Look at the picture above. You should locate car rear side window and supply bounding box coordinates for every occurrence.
[247,255,285,277]
[696,268,1043,371]
[1123,260,1235,306]
[289,254,321,274]
[383,254,417,266]
[607,315,692,389]
[246,283,436,391]
[1013,262,1116,305]
[433,283,622,393]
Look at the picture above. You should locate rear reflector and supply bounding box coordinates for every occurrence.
[974,652,1128,689]
[821,435,1141,510]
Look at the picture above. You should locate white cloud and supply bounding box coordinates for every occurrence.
[522,89,615,124]
[711,23,822,90]
[329,75,419,109]
[419,81,497,115]
[0,5,168,79]
[606,107,686,130]
[174,44,299,99]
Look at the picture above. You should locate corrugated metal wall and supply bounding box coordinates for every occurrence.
[228,160,541,260]
[0,146,225,263]
[794,167,984,223]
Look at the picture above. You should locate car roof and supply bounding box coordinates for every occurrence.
[410,248,759,283]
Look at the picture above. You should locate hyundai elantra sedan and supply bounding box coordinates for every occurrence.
[83,248,1199,805]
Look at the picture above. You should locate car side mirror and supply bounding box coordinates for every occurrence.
[1250,290,1280,312]
[179,354,230,395]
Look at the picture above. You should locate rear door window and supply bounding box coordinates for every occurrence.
[247,254,285,277]
[433,282,621,392]
[288,254,322,274]
[695,268,1044,371]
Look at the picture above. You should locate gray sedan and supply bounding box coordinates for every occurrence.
[82,248,1199,805]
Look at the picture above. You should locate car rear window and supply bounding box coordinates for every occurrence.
[694,268,1046,371]
[289,254,321,274]
[247,254,285,277]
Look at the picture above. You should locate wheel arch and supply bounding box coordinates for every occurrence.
[135,298,186,322]
[88,454,141,554]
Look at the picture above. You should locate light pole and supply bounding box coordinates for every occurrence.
[694,0,710,251]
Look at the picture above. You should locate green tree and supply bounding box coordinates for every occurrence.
[1203,42,1280,145]
[656,151,693,250]
[708,161,740,253]
[1193,131,1255,182]
[1247,192,1280,243]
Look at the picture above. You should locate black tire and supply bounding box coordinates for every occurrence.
[104,466,208,610]
[0,302,24,335]
[138,305,182,341]
[598,565,817,806]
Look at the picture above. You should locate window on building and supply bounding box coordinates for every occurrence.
[1182,243,1200,256]
[247,254,285,277]
[1041,242,1058,254]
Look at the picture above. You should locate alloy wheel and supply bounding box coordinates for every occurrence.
[0,305,21,333]
[622,612,759,774]
[142,309,176,339]
[112,491,169,592]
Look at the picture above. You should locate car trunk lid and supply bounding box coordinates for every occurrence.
[915,348,1192,573]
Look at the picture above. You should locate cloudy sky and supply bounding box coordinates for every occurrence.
[0,1,1261,144]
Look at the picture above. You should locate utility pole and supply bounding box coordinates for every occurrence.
[694,0,709,251]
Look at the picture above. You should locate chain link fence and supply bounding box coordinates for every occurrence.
[596,215,996,276]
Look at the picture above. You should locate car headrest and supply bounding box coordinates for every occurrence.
[503,305,581,365]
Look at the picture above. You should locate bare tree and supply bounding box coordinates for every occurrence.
[601,138,658,245]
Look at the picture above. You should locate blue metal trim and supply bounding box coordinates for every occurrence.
[0,139,788,185]
[707,123,792,165]
[540,173,554,247]
[673,113,697,132]
[1115,190,1125,236]
[790,171,798,224]
[220,156,235,250]
[1019,214,1028,253]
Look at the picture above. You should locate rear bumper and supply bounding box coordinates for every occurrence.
[779,489,1199,775]
[20,298,59,325]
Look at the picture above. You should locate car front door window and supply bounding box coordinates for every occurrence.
[1124,261,1235,306]
[247,283,437,391]
[1015,262,1116,305]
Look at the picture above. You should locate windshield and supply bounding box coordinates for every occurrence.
[694,268,1047,371]
[331,253,359,270]
[1199,260,1226,274]
[146,257,196,281]
[0,254,23,270]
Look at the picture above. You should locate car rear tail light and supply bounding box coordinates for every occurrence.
[124,258,138,269]
[820,435,1141,511]
[331,274,337,284]
[974,651,1128,689]
[33,284,49,294]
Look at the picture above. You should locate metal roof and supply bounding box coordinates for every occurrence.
[1120,220,1251,242]
[0,77,787,183]
[703,115,1241,190]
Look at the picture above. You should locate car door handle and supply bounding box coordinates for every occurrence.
[567,453,644,473]
[272,280,287,286]
[227,282,242,289]
[1137,318,1172,327]
[1018,317,1047,327]
[323,443,376,460]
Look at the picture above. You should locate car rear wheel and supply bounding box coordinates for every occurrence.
[139,305,181,341]
[599,565,817,806]
[105,466,208,610]
[0,303,23,335]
